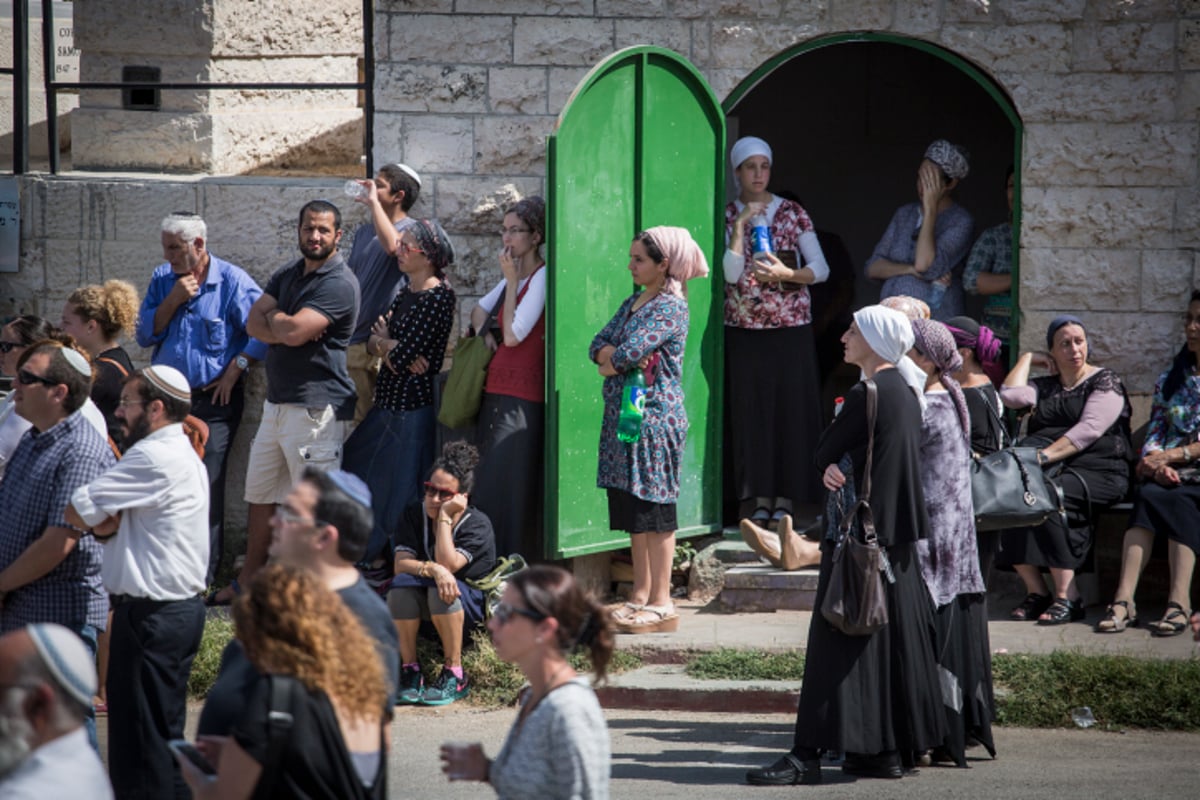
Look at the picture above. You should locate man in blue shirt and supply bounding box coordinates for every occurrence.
[135,212,266,586]
[344,162,421,426]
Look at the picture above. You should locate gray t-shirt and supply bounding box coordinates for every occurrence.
[489,678,610,800]
[347,218,416,344]
[263,252,361,419]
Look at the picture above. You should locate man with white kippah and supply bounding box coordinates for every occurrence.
[0,342,115,751]
[67,364,209,800]
[344,162,422,427]
[0,623,113,798]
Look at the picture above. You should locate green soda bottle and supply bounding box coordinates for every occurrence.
[616,368,647,443]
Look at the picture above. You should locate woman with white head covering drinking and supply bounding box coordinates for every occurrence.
[724,136,829,532]
[747,305,945,787]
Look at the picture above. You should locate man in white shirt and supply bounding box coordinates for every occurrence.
[0,623,113,799]
[67,365,209,800]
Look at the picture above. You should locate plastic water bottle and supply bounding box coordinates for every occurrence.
[928,280,947,312]
[750,212,773,261]
[343,179,368,199]
[616,369,647,443]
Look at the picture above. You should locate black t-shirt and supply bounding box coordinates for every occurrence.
[233,674,385,800]
[337,576,399,692]
[391,501,497,582]
[263,252,360,419]
[93,347,134,444]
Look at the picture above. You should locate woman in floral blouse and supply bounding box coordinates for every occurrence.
[590,226,708,634]
[1097,290,1200,636]
[723,136,829,530]
[343,219,457,567]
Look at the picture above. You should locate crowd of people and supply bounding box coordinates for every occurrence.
[0,138,1197,798]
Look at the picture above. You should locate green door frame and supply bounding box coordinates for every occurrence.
[545,46,726,559]
[723,32,1025,350]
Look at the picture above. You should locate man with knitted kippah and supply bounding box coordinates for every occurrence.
[0,623,113,798]
[67,365,209,800]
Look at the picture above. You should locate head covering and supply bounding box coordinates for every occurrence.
[1046,314,1086,350]
[325,469,372,510]
[142,365,192,401]
[642,226,709,299]
[945,315,1005,385]
[881,295,931,320]
[410,218,455,276]
[853,305,927,406]
[391,163,421,187]
[924,139,970,181]
[27,623,98,708]
[60,346,92,377]
[911,318,969,434]
[730,137,773,194]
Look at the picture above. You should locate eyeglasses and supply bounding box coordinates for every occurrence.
[117,398,145,408]
[17,369,61,388]
[273,506,328,528]
[493,602,546,626]
[0,341,21,354]
[500,227,530,236]
[399,240,426,255]
[423,482,456,501]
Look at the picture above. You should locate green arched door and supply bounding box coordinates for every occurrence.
[545,46,725,558]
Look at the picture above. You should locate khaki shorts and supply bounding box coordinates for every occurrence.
[244,401,346,505]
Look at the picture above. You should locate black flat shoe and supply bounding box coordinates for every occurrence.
[842,751,904,779]
[746,753,822,786]
[1010,591,1051,621]
[1037,596,1085,625]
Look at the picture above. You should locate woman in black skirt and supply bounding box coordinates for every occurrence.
[1097,290,1200,636]
[747,305,945,786]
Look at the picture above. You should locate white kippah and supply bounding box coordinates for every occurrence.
[392,163,421,187]
[27,623,98,708]
[61,347,92,377]
[142,365,192,401]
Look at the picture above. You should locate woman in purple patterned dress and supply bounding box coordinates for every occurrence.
[590,226,708,634]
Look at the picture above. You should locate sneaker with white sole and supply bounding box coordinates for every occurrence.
[395,665,424,705]
[419,668,469,706]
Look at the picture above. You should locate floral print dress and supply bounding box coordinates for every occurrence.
[589,291,689,504]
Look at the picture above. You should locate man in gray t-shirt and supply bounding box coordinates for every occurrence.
[237,200,361,595]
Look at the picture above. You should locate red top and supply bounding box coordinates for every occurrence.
[484,269,545,403]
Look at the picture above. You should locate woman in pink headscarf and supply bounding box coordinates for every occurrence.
[590,226,708,634]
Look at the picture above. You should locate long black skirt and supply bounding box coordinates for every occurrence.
[793,541,946,761]
[930,593,996,766]
[472,393,544,560]
[726,325,822,506]
[1128,481,1200,555]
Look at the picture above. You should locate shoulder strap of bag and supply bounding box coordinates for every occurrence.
[981,389,1009,449]
[96,356,130,377]
[260,674,297,797]
[860,378,877,503]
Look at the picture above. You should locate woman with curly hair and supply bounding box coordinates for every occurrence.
[60,280,140,442]
[177,564,388,799]
[388,440,497,707]
[441,564,613,799]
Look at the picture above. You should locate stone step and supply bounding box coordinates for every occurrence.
[595,664,801,714]
[718,564,820,612]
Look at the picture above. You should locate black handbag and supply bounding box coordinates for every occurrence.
[970,401,1065,531]
[820,379,892,637]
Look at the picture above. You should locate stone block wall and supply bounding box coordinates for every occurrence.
[373,0,1200,394]
[69,0,363,173]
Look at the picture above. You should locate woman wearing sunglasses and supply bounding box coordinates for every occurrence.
[386,440,496,707]
[440,564,612,799]
[343,218,458,569]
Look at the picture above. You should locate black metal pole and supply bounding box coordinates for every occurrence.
[42,0,58,174]
[363,0,374,178]
[13,0,29,173]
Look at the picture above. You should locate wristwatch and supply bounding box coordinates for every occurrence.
[234,354,250,371]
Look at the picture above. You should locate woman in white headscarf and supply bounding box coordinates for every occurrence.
[747,305,944,787]
[724,136,829,532]
[866,139,974,321]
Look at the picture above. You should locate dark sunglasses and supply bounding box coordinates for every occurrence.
[493,602,546,626]
[423,482,456,501]
[17,369,61,388]
[0,341,21,353]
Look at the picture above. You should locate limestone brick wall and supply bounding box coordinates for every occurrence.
[70,0,363,173]
[374,0,1200,394]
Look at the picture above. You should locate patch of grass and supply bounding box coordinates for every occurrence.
[686,649,806,681]
[992,651,1200,731]
[189,615,235,699]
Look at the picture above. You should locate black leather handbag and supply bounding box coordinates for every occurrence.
[970,401,1065,532]
[821,379,891,637]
